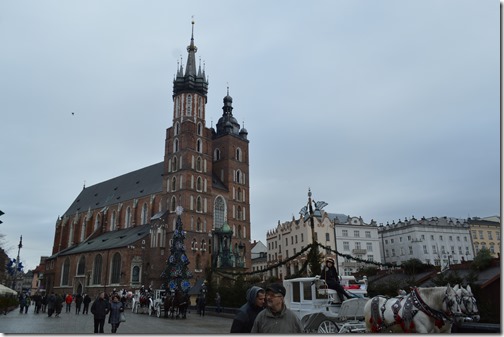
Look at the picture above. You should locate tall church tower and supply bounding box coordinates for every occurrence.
[163,21,251,280]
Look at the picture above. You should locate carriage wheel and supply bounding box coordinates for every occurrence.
[317,320,338,333]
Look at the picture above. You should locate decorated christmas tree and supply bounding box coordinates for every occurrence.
[161,206,193,292]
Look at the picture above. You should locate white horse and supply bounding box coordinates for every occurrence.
[438,284,480,332]
[364,285,462,333]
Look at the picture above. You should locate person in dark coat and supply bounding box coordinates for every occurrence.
[320,257,351,302]
[47,292,56,317]
[108,294,124,333]
[83,294,91,314]
[54,293,63,317]
[230,286,266,333]
[19,293,29,314]
[33,293,42,314]
[91,292,110,333]
[75,293,83,314]
[41,293,47,313]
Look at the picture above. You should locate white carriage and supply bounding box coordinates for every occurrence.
[153,289,167,318]
[131,290,155,316]
[283,276,369,333]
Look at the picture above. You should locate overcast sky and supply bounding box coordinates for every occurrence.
[0,1,500,271]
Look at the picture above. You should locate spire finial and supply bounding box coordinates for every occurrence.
[191,16,195,40]
[227,83,229,96]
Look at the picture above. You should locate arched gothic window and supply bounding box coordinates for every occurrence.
[196,139,202,153]
[80,221,86,242]
[196,196,202,212]
[77,256,86,275]
[175,97,180,117]
[236,148,242,161]
[173,140,179,154]
[110,253,121,284]
[110,211,116,231]
[214,196,225,229]
[93,254,103,285]
[186,94,192,115]
[214,149,221,161]
[196,177,202,191]
[196,157,202,172]
[198,97,203,118]
[94,214,101,230]
[141,203,149,225]
[171,177,176,191]
[125,207,132,228]
[197,122,203,136]
[171,197,177,212]
[237,206,243,221]
[61,258,70,285]
[132,266,140,283]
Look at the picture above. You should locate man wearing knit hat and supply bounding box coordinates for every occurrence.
[251,283,303,333]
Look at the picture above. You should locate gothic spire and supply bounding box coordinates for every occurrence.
[173,19,208,98]
[184,19,198,77]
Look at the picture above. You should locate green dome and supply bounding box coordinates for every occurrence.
[221,222,232,233]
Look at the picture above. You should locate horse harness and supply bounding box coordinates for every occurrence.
[369,287,455,333]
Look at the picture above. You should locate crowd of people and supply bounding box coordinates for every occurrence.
[12,257,352,334]
[14,289,127,333]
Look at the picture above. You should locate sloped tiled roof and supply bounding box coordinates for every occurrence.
[63,162,164,217]
[327,213,350,223]
[59,225,151,256]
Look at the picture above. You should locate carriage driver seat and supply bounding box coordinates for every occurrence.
[317,284,339,304]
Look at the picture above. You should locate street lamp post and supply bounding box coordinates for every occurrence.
[13,235,23,292]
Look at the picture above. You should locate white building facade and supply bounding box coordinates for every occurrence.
[251,240,268,281]
[378,216,474,270]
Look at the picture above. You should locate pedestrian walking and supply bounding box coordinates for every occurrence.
[19,293,29,314]
[251,284,303,333]
[91,292,110,333]
[47,292,56,317]
[65,293,73,313]
[83,294,91,314]
[75,293,83,314]
[33,293,42,314]
[108,293,125,333]
[54,293,63,317]
[41,293,47,313]
[215,292,222,313]
[230,286,265,333]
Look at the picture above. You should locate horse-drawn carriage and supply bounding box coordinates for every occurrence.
[283,276,369,333]
[131,290,155,316]
[151,288,190,319]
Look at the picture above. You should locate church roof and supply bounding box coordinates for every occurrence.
[63,162,164,217]
[58,224,151,256]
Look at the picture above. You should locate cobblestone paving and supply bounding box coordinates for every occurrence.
[0,305,233,334]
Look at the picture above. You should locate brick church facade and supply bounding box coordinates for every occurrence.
[42,22,251,297]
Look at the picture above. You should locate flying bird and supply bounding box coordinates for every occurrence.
[71,112,75,116]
